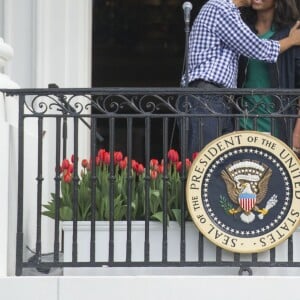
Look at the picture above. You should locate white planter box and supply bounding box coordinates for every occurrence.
[62,221,209,275]
[62,221,202,262]
[62,222,300,276]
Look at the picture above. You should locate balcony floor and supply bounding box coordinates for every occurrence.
[1,275,300,300]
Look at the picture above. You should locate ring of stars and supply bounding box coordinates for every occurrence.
[202,147,291,237]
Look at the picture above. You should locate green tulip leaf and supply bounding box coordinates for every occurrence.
[151,211,169,224]
[60,206,73,221]
[171,209,182,225]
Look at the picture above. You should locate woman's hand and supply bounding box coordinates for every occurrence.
[292,116,300,157]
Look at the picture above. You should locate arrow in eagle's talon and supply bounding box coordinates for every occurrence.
[258,194,278,220]
[257,208,269,215]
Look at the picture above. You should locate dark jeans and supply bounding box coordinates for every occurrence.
[180,80,233,159]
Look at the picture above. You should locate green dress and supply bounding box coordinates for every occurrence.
[239,28,278,135]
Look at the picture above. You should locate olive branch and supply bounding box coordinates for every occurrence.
[219,195,234,215]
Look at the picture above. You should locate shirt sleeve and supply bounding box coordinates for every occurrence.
[215,6,280,63]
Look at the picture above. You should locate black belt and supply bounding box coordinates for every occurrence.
[189,79,223,88]
[188,79,233,104]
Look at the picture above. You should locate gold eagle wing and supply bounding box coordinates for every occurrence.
[221,170,239,204]
[256,168,272,204]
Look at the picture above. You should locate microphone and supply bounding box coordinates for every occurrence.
[182,1,193,23]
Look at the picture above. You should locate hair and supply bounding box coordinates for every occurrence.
[241,0,300,31]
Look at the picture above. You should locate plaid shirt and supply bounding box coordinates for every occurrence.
[187,0,280,88]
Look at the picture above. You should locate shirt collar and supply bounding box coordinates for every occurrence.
[230,0,240,11]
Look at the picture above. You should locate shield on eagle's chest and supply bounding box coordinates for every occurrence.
[238,192,256,212]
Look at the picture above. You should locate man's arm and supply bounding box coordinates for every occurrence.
[216,7,300,62]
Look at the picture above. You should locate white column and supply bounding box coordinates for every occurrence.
[1,0,93,274]
[33,0,93,255]
[34,0,92,161]
[34,0,92,88]
[0,38,19,276]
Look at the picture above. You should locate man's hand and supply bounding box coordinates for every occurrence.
[279,21,300,53]
[288,21,300,45]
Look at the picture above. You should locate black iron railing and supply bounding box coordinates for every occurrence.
[2,87,300,276]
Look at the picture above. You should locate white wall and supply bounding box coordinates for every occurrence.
[0,37,19,276]
[0,0,93,275]
[0,0,92,89]
[2,0,36,87]
[0,119,9,276]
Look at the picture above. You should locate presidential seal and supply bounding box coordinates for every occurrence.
[186,131,300,253]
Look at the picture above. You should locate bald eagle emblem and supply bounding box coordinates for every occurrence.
[221,160,277,224]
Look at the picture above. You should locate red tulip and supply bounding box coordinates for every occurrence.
[176,159,192,172]
[119,159,127,170]
[132,159,138,171]
[103,152,110,165]
[81,159,89,168]
[157,164,164,174]
[63,172,72,183]
[136,163,145,175]
[150,159,159,169]
[61,159,70,170]
[150,170,158,180]
[114,151,123,163]
[68,164,74,174]
[176,161,182,172]
[186,158,192,170]
[97,149,106,161]
[192,152,199,161]
[168,149,179,163]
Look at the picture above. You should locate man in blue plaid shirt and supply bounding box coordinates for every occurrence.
[185,0,300,158]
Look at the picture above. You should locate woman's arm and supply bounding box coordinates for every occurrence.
[292,49,300,155]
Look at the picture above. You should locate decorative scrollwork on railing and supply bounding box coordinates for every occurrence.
[24,95,57,114]
[176,93,234,114]
[90,94,141,114]
[66,95,91,114]
[18,90,300,117]
[24,94,93,115]
[234,94,300,116]
[89,94,181,114]
[137,94,179,113]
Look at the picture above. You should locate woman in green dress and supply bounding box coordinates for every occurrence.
[238,0,300,154]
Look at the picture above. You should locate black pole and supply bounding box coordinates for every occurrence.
[169,2,193,149]
[182,1,192,87]
[182,2,193,160]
